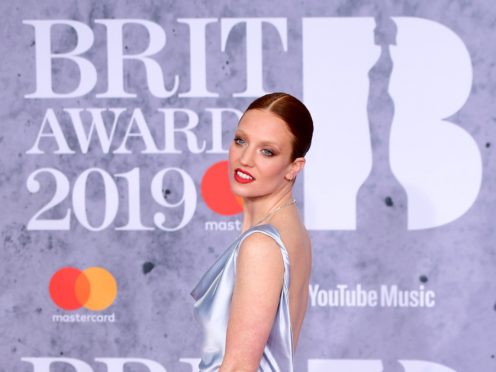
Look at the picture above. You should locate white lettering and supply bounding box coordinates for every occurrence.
[309,284,320,306]
[95,20,179,98]
[26,109,75,154]
[22,358,93,372]
[20,357,458,372]
[114,109,160,154]
[159,108,206,154]
[205,108,242,154]
[65,108,125,153]
[178,358,201,372]
[221,18,287,97]
[204,220,242,231]
[308,359,383,372]
[96,358,167,372]
[177,18,219,98]
[23,20,97,98]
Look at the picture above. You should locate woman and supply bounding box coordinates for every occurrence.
[192,92,314,371]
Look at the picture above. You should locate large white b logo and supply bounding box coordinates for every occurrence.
[303,17,482,230]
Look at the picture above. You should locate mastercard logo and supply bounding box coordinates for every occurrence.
[49,267,117,311]
[201,161,243,215]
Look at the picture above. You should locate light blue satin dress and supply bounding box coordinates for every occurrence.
[191,224,293,371]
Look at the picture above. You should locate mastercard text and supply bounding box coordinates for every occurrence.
[52,313,116,323]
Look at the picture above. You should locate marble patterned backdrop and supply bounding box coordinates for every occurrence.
[0,0,495,371]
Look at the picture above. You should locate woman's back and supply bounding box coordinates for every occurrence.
[270,207,312,349]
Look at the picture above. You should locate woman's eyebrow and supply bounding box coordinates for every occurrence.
[235,129,281,148]
[259,140,279,148]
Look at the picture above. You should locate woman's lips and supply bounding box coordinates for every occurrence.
[234,168,255,184]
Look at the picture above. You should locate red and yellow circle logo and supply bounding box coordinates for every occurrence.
[201,161,243,215]
[49,267,117,311]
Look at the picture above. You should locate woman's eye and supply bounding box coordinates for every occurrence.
[234,137,245,145]
[261,149,274,157]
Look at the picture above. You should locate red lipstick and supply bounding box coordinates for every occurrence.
[234,168,255,184]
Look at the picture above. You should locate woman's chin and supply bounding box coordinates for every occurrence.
[230,186,250,198]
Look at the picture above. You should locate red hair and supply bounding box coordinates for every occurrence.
[245,92,313,160]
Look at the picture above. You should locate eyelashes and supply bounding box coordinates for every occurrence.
[261,149,274,156]
[233,136,245,145]
[233,136,275,157]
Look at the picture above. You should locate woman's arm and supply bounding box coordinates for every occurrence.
[219,232,285,372]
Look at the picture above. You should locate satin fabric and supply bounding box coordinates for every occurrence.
[191,224,294,372]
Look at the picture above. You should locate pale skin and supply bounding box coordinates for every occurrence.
[219,109,312,372]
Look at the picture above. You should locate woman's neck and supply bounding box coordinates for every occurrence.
[240,187,294,232]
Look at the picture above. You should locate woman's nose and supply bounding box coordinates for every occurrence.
[239,147,255,166]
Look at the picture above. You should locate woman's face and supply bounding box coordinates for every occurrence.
[228,109,301,199]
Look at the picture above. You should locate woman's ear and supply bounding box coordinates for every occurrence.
[285,157,305,181]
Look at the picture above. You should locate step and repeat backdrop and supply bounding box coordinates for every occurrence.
[1,0,495,371]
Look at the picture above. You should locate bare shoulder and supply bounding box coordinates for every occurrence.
[234,231,285,312]
[241,229,280,247]
[237,231,284,268]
